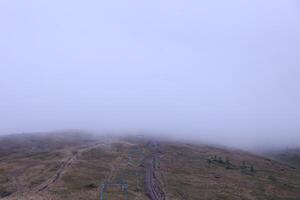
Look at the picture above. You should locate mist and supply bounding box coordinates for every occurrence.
[0,0,300,150]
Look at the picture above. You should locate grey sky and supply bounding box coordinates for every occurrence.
[0,0,300,149]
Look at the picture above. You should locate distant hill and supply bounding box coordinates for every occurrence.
[265,148,300,168]
[0,133,299,200]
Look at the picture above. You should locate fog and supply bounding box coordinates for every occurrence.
[0,0,300,150]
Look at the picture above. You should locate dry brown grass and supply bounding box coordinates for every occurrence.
[159,142,300,200]
[1,133,299,200]
[0,133,150,200]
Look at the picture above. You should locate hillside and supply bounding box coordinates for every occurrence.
[0,133,299,200]
[265,148,300,168]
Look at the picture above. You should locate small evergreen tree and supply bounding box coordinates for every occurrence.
[242,160,246,166]
[225,157,230,165]
[218,156,223,164]
[241,160,247,169]
[207,158,212,165]
[250,165,255,173]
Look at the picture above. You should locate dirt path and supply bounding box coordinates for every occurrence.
[32,152,77,192]
[105,151,127,182]
[32,142,104,193]
[145,141,165,200]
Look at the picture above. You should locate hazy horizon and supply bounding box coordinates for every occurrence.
[1,0,300,149]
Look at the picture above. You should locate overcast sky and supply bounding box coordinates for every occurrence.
[0,0,299,149]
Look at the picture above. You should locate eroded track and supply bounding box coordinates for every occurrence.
[145,141,165,200]
[33,142,104,192]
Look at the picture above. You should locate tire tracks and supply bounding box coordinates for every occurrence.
[145,141,165,200]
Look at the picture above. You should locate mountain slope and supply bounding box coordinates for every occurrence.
[0,133,299,200]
